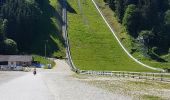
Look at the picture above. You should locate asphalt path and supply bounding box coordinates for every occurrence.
[0,60,132,100]
[0,72,26,85]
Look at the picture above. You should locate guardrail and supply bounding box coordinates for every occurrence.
[62,0,77,71]
[62,0,170,82]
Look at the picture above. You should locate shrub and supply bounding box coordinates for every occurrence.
[123,4,140,37]
[3,39,18,54]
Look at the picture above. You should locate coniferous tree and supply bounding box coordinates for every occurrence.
[1,0,42,50]
[114,0,124,22]
[123,4,140,37]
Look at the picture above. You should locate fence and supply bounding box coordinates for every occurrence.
[78,70,170,82]
[62,0,170,83]
[0,65,30,71]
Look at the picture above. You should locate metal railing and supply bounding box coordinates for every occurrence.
[62,0,170,82]
[79,70,170,82]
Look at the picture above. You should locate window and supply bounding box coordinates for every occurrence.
[0,61,8,65]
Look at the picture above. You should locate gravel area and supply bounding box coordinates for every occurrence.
[0,60,169,100]
[41,59,132,100]
[0,71,27,85]
[0,59,132,100]
[75,74,170,100]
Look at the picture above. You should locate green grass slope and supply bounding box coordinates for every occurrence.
[95,0,170,69]
[26,0,65,57]
[67,0,154,72]
[33,55,55,68]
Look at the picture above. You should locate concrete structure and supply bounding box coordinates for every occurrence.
[0,55,32,71]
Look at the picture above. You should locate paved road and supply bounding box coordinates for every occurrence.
[0,72,26,85]
[0,60,132,100]
[0,72,54,100]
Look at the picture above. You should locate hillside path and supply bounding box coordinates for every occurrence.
[0,59,132,100]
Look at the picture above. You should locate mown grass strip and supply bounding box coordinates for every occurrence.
[94,0,170,69]
[67,0,155,72]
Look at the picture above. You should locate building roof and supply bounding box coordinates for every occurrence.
[0,55,32,62]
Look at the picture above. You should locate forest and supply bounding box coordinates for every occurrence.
[104,0,170,61]
[0,0,170,61]
[0,0,64,56]
[0,0,42,54]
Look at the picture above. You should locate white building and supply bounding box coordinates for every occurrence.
[0,55,32,71]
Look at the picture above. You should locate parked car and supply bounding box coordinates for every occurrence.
[32,61,44,68]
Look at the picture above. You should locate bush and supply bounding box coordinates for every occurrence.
[146,47,166,62]
[152,47,159,55]
[1,0,42,51]
[0,19,7,41]
[138,30,156,48]
[123,4,140,37]
[3,39,18,54]
[164,10,170,26]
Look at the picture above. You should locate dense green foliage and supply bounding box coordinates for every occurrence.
[0,19,6,41]
[0,0,65,57]
[0,19,18,54]
[3,39,18,54]
[122,4,140,37]
[105,0,170,62]
[165,10,170,25]
[1,0,41,51]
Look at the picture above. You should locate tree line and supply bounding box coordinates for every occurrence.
[104,0,170,61]
[0,0,45,54]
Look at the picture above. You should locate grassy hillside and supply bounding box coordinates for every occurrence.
[95,0,170,69]
[21,0,65,57]
[67,0,155,72]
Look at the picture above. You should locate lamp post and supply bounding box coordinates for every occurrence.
[45,40,48,58]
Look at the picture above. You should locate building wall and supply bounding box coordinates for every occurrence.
[0,61,31,70]
[8,61,17,67]
[0,65,9,70]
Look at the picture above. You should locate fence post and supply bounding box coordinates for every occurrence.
[153,73,155,80]
[161,74,163,81]
[132,73,134,78]
[111,72,113,76]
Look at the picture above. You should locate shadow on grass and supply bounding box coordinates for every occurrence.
[23,0,65,57]
[58,0,77,14]
[66,1,77,14]
[28,0,77,57]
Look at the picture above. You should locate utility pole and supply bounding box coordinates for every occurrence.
[45,40,48,58]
